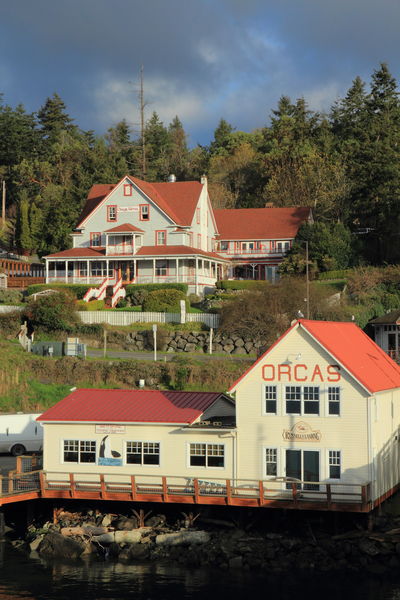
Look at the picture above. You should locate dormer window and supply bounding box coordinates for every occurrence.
[156,230,167,245]
[107,205,117,222]
[123,184,132,196]
[140,204,150,221]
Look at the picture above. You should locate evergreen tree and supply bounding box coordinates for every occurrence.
[144,112,170,181]
[209,119,234,155]
[167,116,189,180]
[37,93,75,150]
[16,189,33,251]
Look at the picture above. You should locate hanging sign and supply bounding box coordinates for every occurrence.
[118,206,139,212]
[96,425,126,434]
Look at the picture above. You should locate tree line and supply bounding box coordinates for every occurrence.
[1,62,400,267]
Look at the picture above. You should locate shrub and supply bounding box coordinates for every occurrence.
[0,311,23,336]
[317,270,352,280]
[24,290,79,332]
[116,297,128,308]
[0,289,23,304]
[74,323,104,337]
[142,289,188,312]
[188,293,202,305]
[126,288,149,306]
[26,284,92,299]
[125,282,188,297]
[76,299,105,311]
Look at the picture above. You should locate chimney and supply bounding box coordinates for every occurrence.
[265,202,274,208]
[168,174,176,182]
[200,174,207,185]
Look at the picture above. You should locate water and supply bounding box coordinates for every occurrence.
[1,542,400,600]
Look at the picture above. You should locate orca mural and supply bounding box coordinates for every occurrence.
[98,435,122,466]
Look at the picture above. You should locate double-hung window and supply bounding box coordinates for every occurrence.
[126,441,160,465]
[90,232,101,247]
[189,443,224,468]
[156,230,167,245]
[63,440,96,463]
[265,385,277,414]
[285,386,320,415]
[123,184,132,196]
[328,387,340,415]
[107,205,117,222]
[140,204,150,221]
[155,260,167,276]
[328,450,341,479]
[265,448,277,476]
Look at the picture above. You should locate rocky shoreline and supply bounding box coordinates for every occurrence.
[8,507,400,573]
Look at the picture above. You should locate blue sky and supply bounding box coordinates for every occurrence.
[1,0,399,146]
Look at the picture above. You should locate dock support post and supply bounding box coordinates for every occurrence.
[0,511,5,540]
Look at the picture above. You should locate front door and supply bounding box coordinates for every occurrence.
[286,449,319,490]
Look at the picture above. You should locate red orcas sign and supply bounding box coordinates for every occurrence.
[262,363,341,382]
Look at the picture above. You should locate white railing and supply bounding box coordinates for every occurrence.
[0,305,23,313]
[111,278,125,307]
[83,278,109,302]
[77,311,220,328]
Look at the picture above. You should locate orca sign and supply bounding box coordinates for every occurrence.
[262,363,341,383]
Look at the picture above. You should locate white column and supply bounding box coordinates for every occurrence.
[45,260,49,283]
[195,257,199,295]
[86,260,89,284]
[65,261,68,284]
[134,259,137,282]
[176,258,179,283]
[153,258,155,283]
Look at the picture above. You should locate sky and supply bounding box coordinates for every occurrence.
[1,0,399,147]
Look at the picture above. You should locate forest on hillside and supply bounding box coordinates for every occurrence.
[1,63,400,268]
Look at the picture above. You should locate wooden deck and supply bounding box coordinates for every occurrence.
[0,471,373,512]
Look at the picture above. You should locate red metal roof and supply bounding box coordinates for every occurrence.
[229,319,400,394]
[76,184,116,227]
[214,207,311,240]
[37,390,226,424]
[105,224,144,233]
[136,245,225,260]
[45,247,105,259]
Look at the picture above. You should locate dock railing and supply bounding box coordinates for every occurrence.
[0,471,372,512]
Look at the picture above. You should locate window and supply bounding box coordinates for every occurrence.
[265,448,277,476]
[126,441,160,465]
[188,232,194,247]
[78,262,87,277]
[276,241,290,252]
[328,387,340,415]
[197,234,201,248]
[140,204,150,221]
[90,232,101,247]
[124,184,132,196]
[196,207,200,224]
[265,385,277,414]
[63,440,96,463]
[155,260,168,276]
[285,386,320,415]
[189,443,224,468]
[107,205,117,222]
[90,261,106,277]
[220,241,228,251]
[156,230,167,245]
[328,451,341,479]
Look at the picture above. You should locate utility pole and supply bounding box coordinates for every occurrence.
[139,65,146,180]
[305,240,310,319]
[1,181,5,228]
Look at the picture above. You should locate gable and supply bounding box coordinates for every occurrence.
[229,320,400,395]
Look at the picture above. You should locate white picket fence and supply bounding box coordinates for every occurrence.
[77,311,220,329]
[0,305,23,313]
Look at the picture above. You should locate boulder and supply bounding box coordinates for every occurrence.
[184,343,196,352]
[156,531,210,546]
[93,530,143,544]
[232,347,246,355]
[39,532,85,558]
[128,543,151,560]
[234,338,245,347]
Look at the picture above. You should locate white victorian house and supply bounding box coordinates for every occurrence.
[44,175,311,295]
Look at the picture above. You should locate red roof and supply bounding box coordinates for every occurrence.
[76,177,202,228]
[214,207,311,240]
[105,224,144,233]
[45,247,105,259]
[136,245,225,260]
[37,390,226,424]
[229,319,400,394]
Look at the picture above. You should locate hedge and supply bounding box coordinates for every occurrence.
[216,280,269,291]
[125,283,188,296]
[142,289,189,312]
[26,283,93,299]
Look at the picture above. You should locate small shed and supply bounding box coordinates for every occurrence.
[369,310,400,360]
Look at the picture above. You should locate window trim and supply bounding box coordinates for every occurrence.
[62,439,96,464]
[327,449,342,480]
[90,232,102,247]
[327,386,341,417]
[139,204,150,221]
[123,184,132,196]
[196,207,200,224]
[264,446,279,478]
[155,230,167,246]
[125,440,161,467]
[263,384,278,415]
[107,205,117,222]
[284,385,320,417]
[187,442,225,469]
[197,233,201,249]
